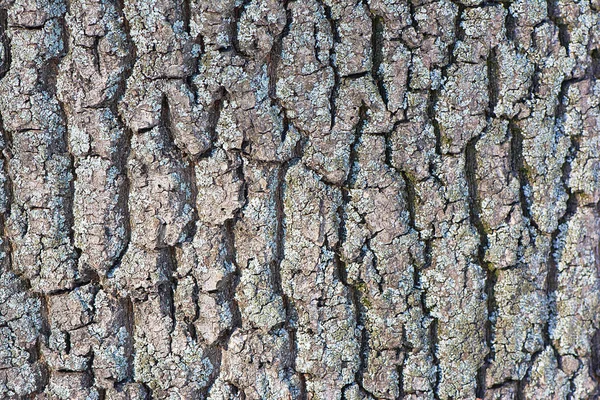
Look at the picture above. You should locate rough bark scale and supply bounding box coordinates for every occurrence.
[0,0,599,399]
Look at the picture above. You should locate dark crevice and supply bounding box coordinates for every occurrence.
[274,132,307,400]
[449,3,464,66]
[487,47,499,118]
[0,8,11,80]
[591,49,600,79]
[480,265,498,394]
[181,0,191,34]
[509,121,539,232]
[401,171,417,230]
[428,90,442,157]
[279,135,308,399]
[50,7,89,307]
[322,3,341,130]
[545,165,577,368]
[557,24,571,57]
[120,295,135,384]
[529,64,541,101]
[105,0,135,281]
[505,9,517,43]
[267,0,291,105]
[370,15,387,105]
[0,114,13,227]
[38,293,52,392]
[197,214,247,397]
[554,79,571,127]
[397,355,406,399]
[342,71,369,80]
[465,135,494,399]
[545,0,570,55]
[159,94,198,240]
[160,95,181,156]
[417,229,441,399]
[336,104,369,395]
[426,2,463,159]
[207,87,227,148]
[398,165,438,398]
[91,36,101,74]
[141,383,154,400]
[465,136,488,257]
[429,315,441,400]
[211,172,248,368]
[545,77,578,360]
[160,248,178,336]
[591,329,600,380]
[105,118,133,280]
[337,104,367,253]
[231,0,251,56]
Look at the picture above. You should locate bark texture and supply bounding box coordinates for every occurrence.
[0,0,599,399]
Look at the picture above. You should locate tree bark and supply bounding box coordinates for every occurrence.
[0,0,599,399]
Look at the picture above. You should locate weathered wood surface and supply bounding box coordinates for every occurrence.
[0,0,599,399]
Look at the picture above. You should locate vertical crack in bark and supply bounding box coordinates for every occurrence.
[547,77,579,387]
[591,329,600,383]
[487,48,499,118]
[592,49,600,79]
[466,135,494,399]
[337,104,368,397]
[208,87,226,150]
[400,167,438,400]
[216,162,248,370]
[322,3,340,130]
[428,87,443,158]
[397,343,406,399]
[428,2,463,159]
[159,94,197,238]
[448,3,463,68]
[369,13,387,106]
[545,0,570,55]
[38,291,51,392]
[181,0,191,34]
[91,36,101,74]
[160,247,178,339]
[36,9,73,391]
[428,301,441,400]
[509,121,538,233]
[509,114,546,398]
[118,295,136,387]
[274,133,307,399]
[0,8,10,79]
[46,8,82,286]
[267,0,291,107]
[107,0,136,282]
[231,0,251,56]
[505,6,517,43]
[473,47,504,397]
[106,117,133,281]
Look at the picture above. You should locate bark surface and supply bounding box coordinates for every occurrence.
[0,0,599,399]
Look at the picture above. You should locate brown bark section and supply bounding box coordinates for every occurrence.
[0,0,599,399]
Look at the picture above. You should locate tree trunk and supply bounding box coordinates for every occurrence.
[0,0,599,399]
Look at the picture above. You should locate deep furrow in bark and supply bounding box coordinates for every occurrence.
[322,2,340,131]
[336,103,368,397]
[466,134,495,399]
[370,13,387,106]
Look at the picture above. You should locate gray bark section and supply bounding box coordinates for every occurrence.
[0,0,599,399]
